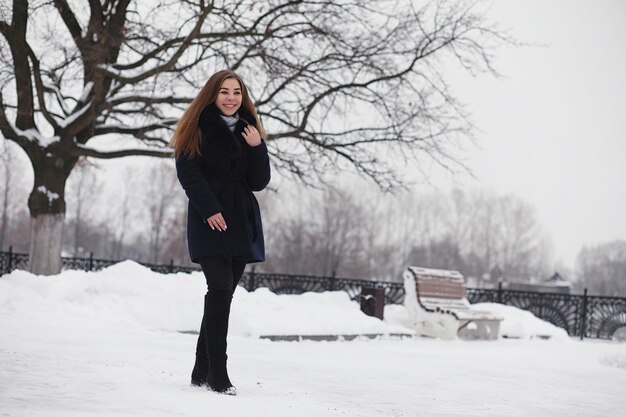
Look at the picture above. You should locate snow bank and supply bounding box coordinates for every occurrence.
[0,261,202,332]
[234,287,410,337]
[0,261,410,337]
[472,302,571,341]
[0,261,577,341]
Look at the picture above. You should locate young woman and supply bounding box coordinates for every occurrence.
[171,70,271,395]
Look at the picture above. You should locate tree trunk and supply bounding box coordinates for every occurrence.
[0,144,11,251]
[0,171,9,251]
[28,213,64,275]
[26,149,77,275]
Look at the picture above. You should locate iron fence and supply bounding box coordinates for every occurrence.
[239,269,405,305]
[465,286,626,340]
[2,248,625,340]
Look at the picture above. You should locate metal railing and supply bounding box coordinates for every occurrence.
[2,248,625,340]
[466,285,626,340]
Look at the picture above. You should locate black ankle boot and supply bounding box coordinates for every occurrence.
[207,362,236,395]
[190,378,206,387]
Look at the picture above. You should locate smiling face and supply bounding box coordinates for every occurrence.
[215,77,242,116]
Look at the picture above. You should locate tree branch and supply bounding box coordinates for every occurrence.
[98,5,214,85]
[0,93,39,150]
[0,21,10,36]
[73,145,171,159]
[52,0,83,45]
[93,120,176,142]
[88,0,103,23]
[0,93,18,141]
[26,45,61,131]
[4,1,34,130]
[108,95,194,106]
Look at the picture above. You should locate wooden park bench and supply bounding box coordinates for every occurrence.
[403,266,503,340]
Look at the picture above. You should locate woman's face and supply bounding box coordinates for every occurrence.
[215,78,242,116]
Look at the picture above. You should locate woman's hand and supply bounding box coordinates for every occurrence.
[241,125,262,147]
[207,212,227,231]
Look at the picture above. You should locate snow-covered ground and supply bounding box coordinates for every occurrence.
[1,261,625,417]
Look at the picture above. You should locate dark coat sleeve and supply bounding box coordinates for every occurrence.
[246,140,271,191]
[175,153,224,221]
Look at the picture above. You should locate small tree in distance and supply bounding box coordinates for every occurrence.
[576,241,626,297]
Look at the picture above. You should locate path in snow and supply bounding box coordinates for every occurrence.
[1,317,625,417]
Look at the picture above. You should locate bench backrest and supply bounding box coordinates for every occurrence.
[407,266,466,300]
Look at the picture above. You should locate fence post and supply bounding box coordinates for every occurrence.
[7,245,14,274]
[249,266,256,291]
[497,281,503,304]
[580,288,588,341]
[88,252,94,271]
[169,259,174,274]
[330,269,336,291]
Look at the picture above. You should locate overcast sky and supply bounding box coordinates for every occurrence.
[425,0,626,266]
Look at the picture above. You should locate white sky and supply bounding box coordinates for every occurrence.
[429,0,626,266]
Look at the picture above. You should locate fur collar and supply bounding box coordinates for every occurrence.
[199,104,257,158]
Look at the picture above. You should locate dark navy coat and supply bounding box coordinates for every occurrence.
[175,104,271,263]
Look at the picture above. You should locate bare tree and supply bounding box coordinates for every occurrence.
[260,186,367,277]
[109,189,131,260]
[0,140,12,250]
[260,187,318,275]
[0,0,510,274]
[385,190,449,279]
[314,188,367,276]
[473,192,498,277]
[576,240,626,297]
[145,161,179,263]
[444,189,553,283]
[99,165,141,260]
[377,188,552,283]
[160,202,190,266]
[495,194,551,280]
[64,158,99,256]
[407,234,464,272]
[260,182,553,283]
[0,140,30,251]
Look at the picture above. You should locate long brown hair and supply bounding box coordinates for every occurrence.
[170,70,266,158]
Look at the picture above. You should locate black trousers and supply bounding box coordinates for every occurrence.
[199,256,247,292]
[191,256,246,385]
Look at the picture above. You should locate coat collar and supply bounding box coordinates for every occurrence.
[198,104,257,158]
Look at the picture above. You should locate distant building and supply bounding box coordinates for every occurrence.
[505,272,572,294]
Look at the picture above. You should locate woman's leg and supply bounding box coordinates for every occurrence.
[191,256,238,394]
[231,259,247,293]
[190,298,209,385]
[216,259,247,377]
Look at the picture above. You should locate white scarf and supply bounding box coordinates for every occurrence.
[219,114,239,132]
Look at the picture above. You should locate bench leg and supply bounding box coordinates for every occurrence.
[414,314,458,340]
[457,320,501,340]
[476,321,500,340]
[458,320,473,332]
